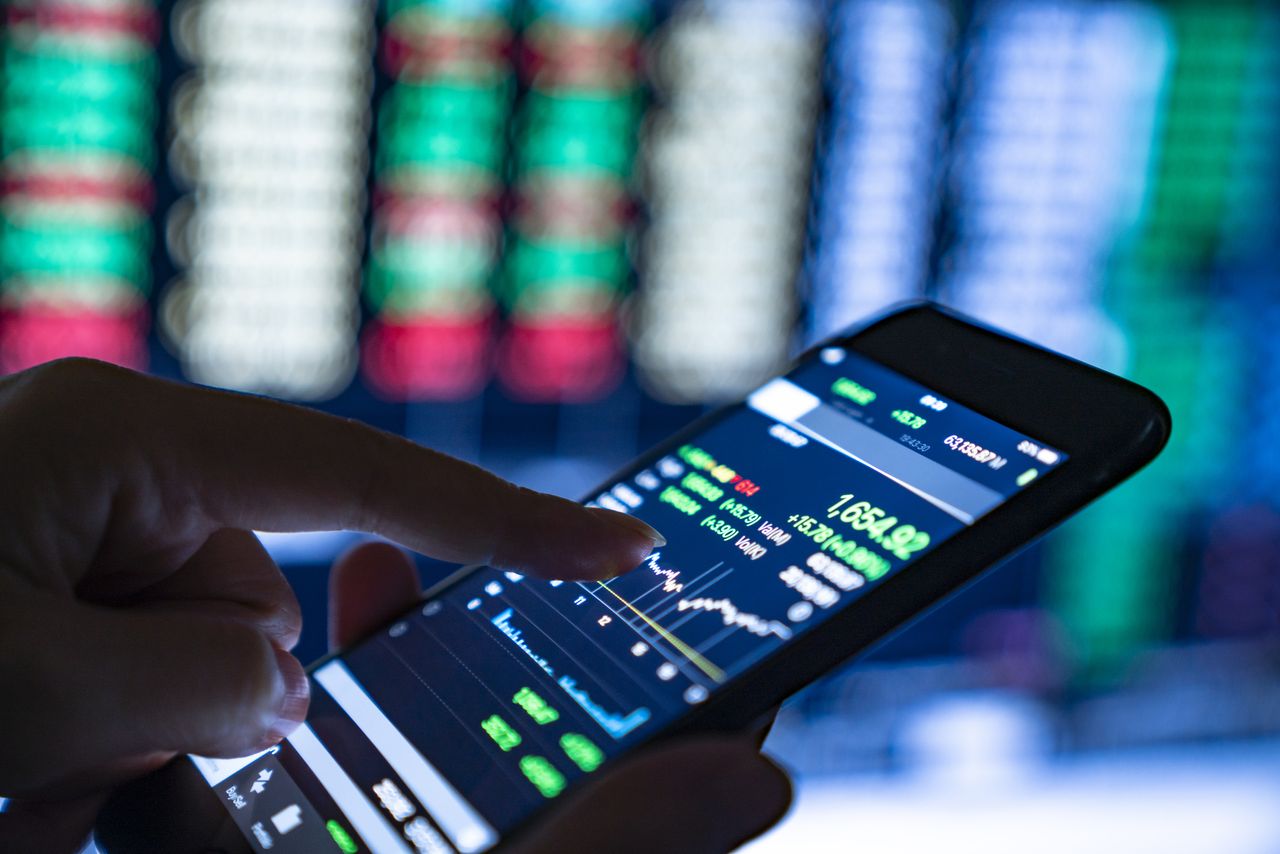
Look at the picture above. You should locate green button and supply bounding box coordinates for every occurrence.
[559,732,603,773]
[481,714,523,752]
[325,819,359,854]
[519,755,565,799]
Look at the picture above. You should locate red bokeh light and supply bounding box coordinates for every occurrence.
[0,303,148,374]
[497,314,624,403]
[362,313,493,401]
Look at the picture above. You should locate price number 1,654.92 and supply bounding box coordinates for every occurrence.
[825,494,930,561]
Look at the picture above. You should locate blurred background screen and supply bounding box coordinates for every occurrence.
[3,0,1280,850]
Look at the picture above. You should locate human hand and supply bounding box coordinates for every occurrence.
[331,544,792,854]
[0,359,666,852]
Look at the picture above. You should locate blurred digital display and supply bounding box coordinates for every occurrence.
[496,0,645,402]
[634,0,821,403]
[805,0,949,340]
[936,0,1164,365]
[161,0,372,399]
[5,3,1280,847]
[362,0,512,401]
[0,0,157,373]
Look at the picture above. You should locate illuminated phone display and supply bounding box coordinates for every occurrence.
[189,345,1065,853]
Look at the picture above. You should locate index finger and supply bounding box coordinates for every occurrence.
[101,361,664,580]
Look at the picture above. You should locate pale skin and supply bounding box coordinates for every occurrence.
[0,358,791,853]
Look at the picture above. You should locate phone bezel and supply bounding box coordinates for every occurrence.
[98,302,1171,853]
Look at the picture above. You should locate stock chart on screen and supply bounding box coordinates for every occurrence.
[192,348,1066,851]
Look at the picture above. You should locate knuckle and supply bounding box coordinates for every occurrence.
[1,358,132,434]
[259,586,304,649]
[23,357,122,396]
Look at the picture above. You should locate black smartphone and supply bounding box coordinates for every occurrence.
[97,304,1170,853]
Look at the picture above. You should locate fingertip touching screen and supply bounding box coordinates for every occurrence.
[190,346,1065,853]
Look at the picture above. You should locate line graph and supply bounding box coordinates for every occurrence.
[590,550,803,685]
[640,551,685,593]
[490,605,653,739]
[673,597,793,640]
[491,609,554,676]
[557,676,651,739]
[594,582,727,682]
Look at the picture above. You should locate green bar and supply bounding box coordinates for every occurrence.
[376,127,504,175]
[512,686,560,725]
[2,220,151,286]
[3,54,154,112]
[559,733,603,773]
[2,108,154,165]
[481,714,523,751]
[381,78,511,129]
[518,755,566,799]
[521,88,640,130]
[517,128,633,176]
[504,238,626,290]
[326,820,359,854]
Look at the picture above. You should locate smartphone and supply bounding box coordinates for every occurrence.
[97,304,1170,853]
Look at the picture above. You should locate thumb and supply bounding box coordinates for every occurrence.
[511,737,793,853]
[0,792,107,854]
[1,590,307,799]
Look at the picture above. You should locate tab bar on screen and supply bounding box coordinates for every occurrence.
[315,661,498,853]
[748,378,1003,524]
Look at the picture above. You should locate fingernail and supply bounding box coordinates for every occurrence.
[267,647,310,743]
[590,507,667,547]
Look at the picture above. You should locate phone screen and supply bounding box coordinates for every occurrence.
[190,345,1065,853]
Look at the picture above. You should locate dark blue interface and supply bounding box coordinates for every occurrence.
[193,347,1065,853]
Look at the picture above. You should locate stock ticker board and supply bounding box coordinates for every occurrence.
[2,0,1280,672]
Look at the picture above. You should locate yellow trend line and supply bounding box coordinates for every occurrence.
[597,583,726,683]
